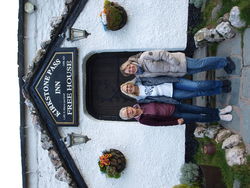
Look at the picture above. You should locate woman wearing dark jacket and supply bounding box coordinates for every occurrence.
[119,103,233,126]
[120,76,231,103]
[120,50,235,77]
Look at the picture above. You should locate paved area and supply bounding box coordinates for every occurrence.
[215,28,250,153]
[193,28,250,153]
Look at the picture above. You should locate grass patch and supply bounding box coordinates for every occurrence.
[239,0,250,25]
[208,42,219,56]
[194,137,250,187]
[194,137,234,188]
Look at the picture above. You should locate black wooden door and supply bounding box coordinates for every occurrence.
[86,52,140,120]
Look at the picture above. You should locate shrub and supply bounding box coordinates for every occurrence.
[180,163,200,186]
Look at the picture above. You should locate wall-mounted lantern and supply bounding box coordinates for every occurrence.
[25,2,36,14]
[66,27,90,41]
[62,133,91,147]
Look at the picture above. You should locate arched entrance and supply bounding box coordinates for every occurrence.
[86,52,140,120]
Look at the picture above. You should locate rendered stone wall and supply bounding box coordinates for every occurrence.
[25,0,189,187]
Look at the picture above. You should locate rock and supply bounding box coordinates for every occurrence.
[62,6,69,17]
[205,126,220,139]
[215,129,232,143]
[48,149,62,169]
[32,49,46,63]
[229,6,246,28]
[225,146,247,166]
[31,115,42,130]
[194,28,224,47]
[222,134,242,149]
[50,28,57,39]
[50,16,63,28]
[40,40,51,49]
[69,182,77,188]
[194,126,206,138]
[217,13,230,24]
[41,132,53,150]
[216,21,236,39]
[65,0,73,5]
[55,167,72,184]
[24,99,36,114]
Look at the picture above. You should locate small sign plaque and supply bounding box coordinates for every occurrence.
[33,48,78,126]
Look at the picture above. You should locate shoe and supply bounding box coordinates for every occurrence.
[219,105,233,115]
[224,57,236,74]
[222,80,231,87]
[222,86,231,93]
[219,114,233,121]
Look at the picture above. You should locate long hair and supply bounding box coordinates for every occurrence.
[120,78,137,99]
[120,52,142,76]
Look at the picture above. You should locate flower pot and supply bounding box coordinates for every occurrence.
[203,143,216,155]
[101,0,128,31]
[199,165,226,188]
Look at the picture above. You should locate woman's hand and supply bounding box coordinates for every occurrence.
[177,118,184,125]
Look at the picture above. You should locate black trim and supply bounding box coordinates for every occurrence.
[23,0,89,187]
[18,0,27,187]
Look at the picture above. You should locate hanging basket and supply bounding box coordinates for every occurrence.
[98,149,126,178]
[100,0,127,31]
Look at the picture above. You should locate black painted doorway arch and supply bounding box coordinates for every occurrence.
[86,52,140,121]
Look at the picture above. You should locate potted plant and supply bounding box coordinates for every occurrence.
[98,149,126,178]
[100,0,127,31]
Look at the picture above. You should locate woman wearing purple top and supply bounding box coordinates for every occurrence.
[119,103,233,126]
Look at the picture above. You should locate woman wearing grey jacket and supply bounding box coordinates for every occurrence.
[120,77,231,103]
[120,50,235,77]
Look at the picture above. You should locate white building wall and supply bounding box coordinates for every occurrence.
[25,0,189,188]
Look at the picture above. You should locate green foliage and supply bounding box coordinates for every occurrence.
[180,163,200,186]
[239,0,250,25]
[104,0,124,30]
[104,0,111,7]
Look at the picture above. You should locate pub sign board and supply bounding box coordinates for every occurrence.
[30,48,79,126]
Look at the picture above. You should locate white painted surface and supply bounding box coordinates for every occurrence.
[25,0,188,187]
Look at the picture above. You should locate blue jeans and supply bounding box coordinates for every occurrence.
[172,78,222,99]
[172,103,220,123]
[186,57,228,74]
